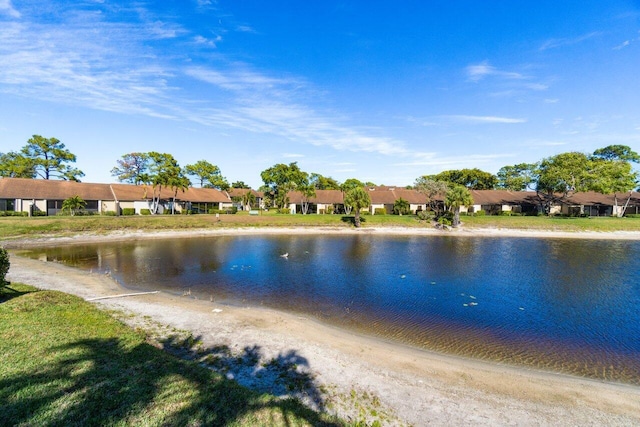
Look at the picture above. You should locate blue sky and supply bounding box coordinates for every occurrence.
[0,1,638,188]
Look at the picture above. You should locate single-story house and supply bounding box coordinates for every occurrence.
[0,177,232,215]
[227,188,264,211]
[287,189,345,214]
[367,187,427,215]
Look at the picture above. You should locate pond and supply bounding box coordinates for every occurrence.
[19,234,640,384]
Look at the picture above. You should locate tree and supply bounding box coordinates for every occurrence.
[445,185,473,227]
[184,160,229,190]
[20,135,84,181]
[260,162,309,210]
[393,198,410,215]
[309,173,341,190]
[340,179,365,214]
[231,181,251,189]
[535,152,593,215]
[298,183,316,215]
[414,177,448,217]
[343,186,371,228]
[0,247,9,289]
[429,168,497,190]
[496,163,537,191]
[111,153,150,185]
[147,152,184,214]
[590,145,639,217]
[593,145,640,162]
[0,151,36,178]
[241,190,257,210]
[61,195,86,216]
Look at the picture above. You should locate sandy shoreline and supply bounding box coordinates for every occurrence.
[4,227,640,426]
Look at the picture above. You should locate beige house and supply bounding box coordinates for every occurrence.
[0,177,231,215]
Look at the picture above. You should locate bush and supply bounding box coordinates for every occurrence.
[417,210,435,221]
[500,210,512,216]
[0,211,28,217]
[374,208,387,215]
[624,214,640,218]
[0,248,9,287]
[122,208,135,216]
[102,211,117,216]
[140,209,151,215]
[326,205,334,214]
[209,208,239,215]
[472,210,486,216]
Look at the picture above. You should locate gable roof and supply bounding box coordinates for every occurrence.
[0,178,231,203]
[0,177,114,200]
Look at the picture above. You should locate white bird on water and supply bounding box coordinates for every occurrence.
[280,252,289,258]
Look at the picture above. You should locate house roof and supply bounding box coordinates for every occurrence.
[0,177,114,200]
[0,177,231,203]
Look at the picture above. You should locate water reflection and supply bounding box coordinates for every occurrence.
[19,235,640,384]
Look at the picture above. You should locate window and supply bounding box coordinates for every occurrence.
[0,199,15,211]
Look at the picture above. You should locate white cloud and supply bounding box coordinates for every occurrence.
[545,98,559,104]
[613,40,630,50]
[0,0,20,18]
[393,153,512,168]
[283,153,304,158]
[439,115,527,124]
[539,31,602,51]
[466,61,526,82]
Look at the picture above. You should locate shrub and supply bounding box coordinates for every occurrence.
[0,247,9,287]
[326,205,334,214]
[473,210,486,216]
[0,211,28,217]
[278,208,290,214]
[140,209,151,215]
[102,211,117,216]
[417,210,434,221]
[374,208,387,215]
[209,208,239,215]
[122,208,135,216]
[500,210,512,216]
[625,214,640,218]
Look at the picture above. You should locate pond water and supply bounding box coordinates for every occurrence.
[19,234,640,384]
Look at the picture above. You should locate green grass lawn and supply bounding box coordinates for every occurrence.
[1,212,639,241]
[0,284,341,426]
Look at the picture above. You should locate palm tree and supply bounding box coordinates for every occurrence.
[343,186,371,228]
[445,185,473,227]
[61,195,86,216]
[393,198,410,215]
[241,190,256,211]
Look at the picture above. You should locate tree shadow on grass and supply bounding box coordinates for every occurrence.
[0,283,33,304]
[160,335,326,413]
[0,337,341,426]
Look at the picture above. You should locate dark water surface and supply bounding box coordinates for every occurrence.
[20,235,640,384]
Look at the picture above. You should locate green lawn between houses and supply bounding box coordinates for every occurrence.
[0,284,342,427]
[1,211,640,240]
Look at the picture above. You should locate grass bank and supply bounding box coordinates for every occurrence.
[0,283,341,426]
[1,211,639,240]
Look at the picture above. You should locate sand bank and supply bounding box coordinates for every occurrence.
[4,228,640,425]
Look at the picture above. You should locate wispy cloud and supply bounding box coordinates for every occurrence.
[438,115,527,124]
[613,40,631,50]
[0,0,20,18]
[0,2,421,160]
[394,153,513,168]
[466,61,526,82]
[539,31,602,51]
